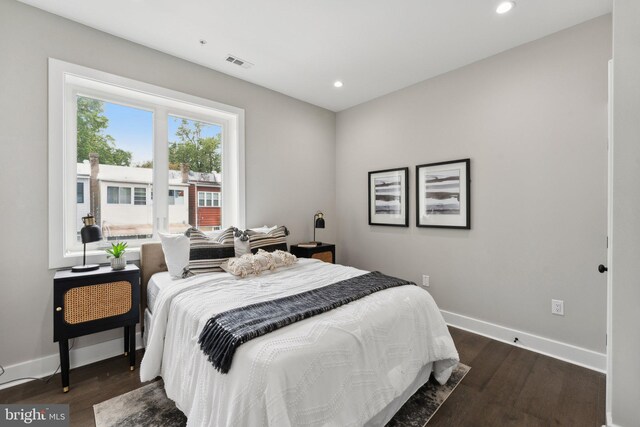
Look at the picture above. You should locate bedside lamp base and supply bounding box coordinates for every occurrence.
[71,264,100,273]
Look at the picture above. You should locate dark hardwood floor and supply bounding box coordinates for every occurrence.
[0,327,605,426]
[430,328,605,426]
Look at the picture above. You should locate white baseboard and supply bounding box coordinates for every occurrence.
[441,310,606,373]
[0,333,142,391]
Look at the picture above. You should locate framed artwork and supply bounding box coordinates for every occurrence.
[368,167,409,227]
[416,159,470,229]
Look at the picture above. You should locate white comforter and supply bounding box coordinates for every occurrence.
[140,259,459,427]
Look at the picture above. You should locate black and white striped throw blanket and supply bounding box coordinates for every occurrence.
[198,271,415,373]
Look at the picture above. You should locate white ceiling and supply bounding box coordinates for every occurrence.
[19,0,612,111]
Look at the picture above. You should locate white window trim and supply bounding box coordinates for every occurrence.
[49,58,245,269]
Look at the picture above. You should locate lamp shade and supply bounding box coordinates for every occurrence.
[315,215,325,229]
[80,213,102,244]
[81,225,102,244]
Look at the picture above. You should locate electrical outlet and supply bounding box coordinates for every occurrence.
[422,275,430,287]
[551,299,564,316]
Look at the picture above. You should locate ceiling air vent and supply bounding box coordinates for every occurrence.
[225,54,253,69]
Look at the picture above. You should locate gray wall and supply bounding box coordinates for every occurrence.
[611,0,640,424]
[0,0,615,380]
[336,16,611,353]
[0,0,336,366]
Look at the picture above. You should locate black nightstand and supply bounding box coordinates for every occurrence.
[290,243,336,264]
[53,264,140,392]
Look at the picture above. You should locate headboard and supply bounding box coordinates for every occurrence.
[139,242,167,334]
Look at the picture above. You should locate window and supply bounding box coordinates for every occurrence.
[167,115,220,233]
[77,182,84,204]
[168,189,184,205]
[198,192,207,207]
[49,59,245,268]
[134,187,147,205]
[107,186,133,204]
[198,191,221,207]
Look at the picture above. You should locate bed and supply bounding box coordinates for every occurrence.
[138,242,459,426]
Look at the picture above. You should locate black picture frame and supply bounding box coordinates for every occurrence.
[368,167,409,227]
[416,159,471,229]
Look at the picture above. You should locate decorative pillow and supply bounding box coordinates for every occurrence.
[159,233,190,279]
[221,255,253,278]
[268,249,297,268]
[249,225,278,234]
[221,249,297,278]
[233,225,289,257]
[203,229,223,239]
[183,227,235,276]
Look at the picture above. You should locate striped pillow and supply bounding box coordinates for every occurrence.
[234,225,289,256]
[183,227,235,276]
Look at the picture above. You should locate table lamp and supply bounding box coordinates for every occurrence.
[72,213,102,272]
[313,212,325,245]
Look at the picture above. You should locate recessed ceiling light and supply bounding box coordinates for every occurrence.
[496,1,515,14]
[334,81,343,88]
[199,39,207,45]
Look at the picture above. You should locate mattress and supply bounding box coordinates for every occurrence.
[146,271,176,313]
[140,259,459,426]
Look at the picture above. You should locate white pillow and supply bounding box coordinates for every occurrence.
[159,233,190,279]
[233,229,251,257]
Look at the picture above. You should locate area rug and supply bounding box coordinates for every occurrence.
[94,364,470,427]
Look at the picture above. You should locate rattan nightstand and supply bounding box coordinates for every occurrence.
[53,264,140,392]
[290,243,336,264]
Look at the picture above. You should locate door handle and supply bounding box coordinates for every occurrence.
[598,264,608,273]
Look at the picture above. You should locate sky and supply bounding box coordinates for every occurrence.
[102,101,222,165]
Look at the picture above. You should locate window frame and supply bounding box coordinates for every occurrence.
[168,189,185,206]
[197,191,221,207]
[107,186,134,205]
[49,59,245,269]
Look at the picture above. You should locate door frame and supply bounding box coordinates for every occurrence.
[605,59,613,421]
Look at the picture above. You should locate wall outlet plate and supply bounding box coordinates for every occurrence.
[422,275,430,287]
[551,299,564,316]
